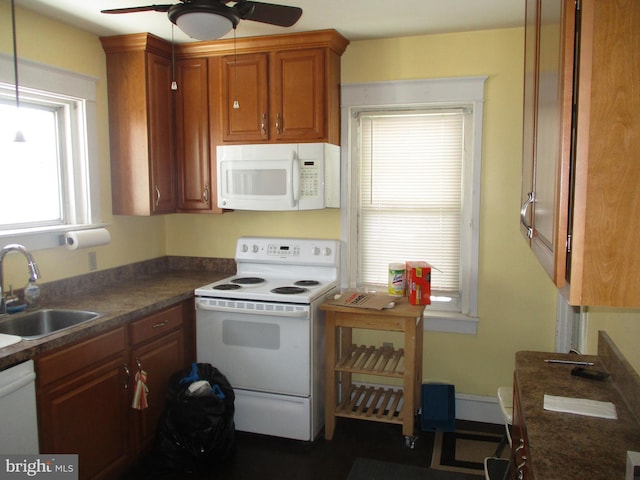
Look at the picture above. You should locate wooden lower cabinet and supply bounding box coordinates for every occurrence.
[36,300,194,480]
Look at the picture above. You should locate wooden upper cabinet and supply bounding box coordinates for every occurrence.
[181,29,349,146]
[270,48,326,142]
[221,53,269,142]
[175,57,214,212]
[521,0,640,307]
[221,48,325,143]
[101,34,176,215]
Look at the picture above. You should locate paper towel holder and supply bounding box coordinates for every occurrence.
[59,228,111,250]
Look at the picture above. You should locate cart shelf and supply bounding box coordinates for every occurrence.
[335,384,405,424]
[336,344,405,377]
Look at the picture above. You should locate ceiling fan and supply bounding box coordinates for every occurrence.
[101,0,303,40]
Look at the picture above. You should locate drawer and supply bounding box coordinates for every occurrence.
[129,304,183,345]
[37,326,126,388]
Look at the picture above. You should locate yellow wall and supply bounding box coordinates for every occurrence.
[0,2,166,281]
[2,2,638,395]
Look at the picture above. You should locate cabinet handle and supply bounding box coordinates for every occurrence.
[135,357,143,371]
[517,456,527,479]
[154,185,161,207]
[152,320,169,329]
[123,364,130,389]
[520,191,536,239]
[203,185,209,203]
[276,113,281,135]
[261,113,267,136]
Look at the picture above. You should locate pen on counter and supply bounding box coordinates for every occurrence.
[544,359,595,366]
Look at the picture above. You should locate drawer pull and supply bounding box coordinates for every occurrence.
[517,456,527,479]
[152,320,169,329]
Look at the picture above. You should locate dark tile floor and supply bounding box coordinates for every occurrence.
[123,418,498,480]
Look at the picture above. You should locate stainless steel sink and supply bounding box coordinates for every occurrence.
[0,309,102,340]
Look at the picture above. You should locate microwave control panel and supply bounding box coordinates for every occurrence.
[300,161,321,197]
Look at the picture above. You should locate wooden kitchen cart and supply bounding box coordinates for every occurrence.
[321,296,425,446]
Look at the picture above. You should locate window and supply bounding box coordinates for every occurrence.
[0,54,101,250]
[340,77,486,334]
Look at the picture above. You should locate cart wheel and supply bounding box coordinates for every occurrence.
[405,435,417,449]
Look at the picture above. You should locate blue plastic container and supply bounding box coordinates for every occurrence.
[420,383,456,432]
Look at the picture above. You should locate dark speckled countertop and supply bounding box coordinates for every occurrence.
[0,256,233,371]
[515,333,640,479]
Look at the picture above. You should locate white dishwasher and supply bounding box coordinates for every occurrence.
[0,359,39,453]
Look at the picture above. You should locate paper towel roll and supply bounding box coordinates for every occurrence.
[64,228,111,250]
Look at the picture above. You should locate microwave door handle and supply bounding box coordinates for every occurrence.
[290,151,299,208]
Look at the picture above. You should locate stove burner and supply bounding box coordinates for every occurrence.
[271,286,308,295]
[294,280,320,287]
[231,277,266,285]
[212,284,242,291]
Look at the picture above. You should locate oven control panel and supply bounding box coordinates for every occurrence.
[236,237,339,266]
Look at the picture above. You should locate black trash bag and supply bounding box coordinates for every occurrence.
[153,363,236,474]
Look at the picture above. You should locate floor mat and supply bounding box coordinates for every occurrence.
[347,457,482,480]
[430,429,509,476]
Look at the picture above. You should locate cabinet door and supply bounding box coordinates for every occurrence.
[520,0,575,286]
[567,0,640,306]
[270,48,326,141]
[221,53,269,142]
[38,355,130,480]
[130,329,185,454]
[520,0,538,241]
[176,58,212,212]
[147,51,176,214]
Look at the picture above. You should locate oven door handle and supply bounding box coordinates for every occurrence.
[196,300,309,318]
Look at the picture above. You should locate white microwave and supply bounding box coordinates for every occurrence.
[216,143,340,211]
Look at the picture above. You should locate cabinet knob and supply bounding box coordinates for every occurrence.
[203,185,209,204]
[276,113,282,135]
[261,113,268,136]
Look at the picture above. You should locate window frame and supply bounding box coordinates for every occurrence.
[340,77,486,334]
[0,53,103,251]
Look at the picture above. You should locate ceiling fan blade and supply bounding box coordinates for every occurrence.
[101,4,174,14]
[238,1,303,27]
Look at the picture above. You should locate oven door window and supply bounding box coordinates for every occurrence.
[222,319,280,350]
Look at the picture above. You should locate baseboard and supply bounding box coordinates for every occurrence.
[455,393,503,425]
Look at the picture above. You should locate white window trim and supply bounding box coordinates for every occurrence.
[340,77,486,334]
[0,53,104,251]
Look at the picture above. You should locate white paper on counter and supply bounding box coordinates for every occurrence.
[543,394,618,420]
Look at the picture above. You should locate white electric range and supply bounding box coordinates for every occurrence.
[194,237,340,441]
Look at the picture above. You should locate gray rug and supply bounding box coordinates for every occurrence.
[347,457,483,480]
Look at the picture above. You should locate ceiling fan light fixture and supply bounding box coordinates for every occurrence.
[168,4,239,41]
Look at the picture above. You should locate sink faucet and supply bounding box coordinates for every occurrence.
[0,244,41,315]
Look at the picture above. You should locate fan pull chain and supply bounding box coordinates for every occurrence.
[170,24,178,91]
[233,26,239,109]
[11,0,25,142]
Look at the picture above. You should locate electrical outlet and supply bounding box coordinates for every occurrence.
[383,342,394,350]
[88,251,97,271]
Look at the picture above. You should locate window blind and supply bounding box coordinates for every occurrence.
[357,110,464,293]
